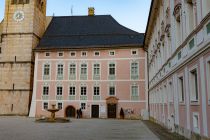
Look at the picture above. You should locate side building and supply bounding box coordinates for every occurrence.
[144,0,210,139]
[29,12,148,119]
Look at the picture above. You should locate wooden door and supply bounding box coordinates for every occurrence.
[92,105,99,118]
[107,104,116,118]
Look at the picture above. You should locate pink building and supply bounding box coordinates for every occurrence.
[29,12,147,119]
[144,0,210,139]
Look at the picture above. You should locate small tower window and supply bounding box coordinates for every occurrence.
[11,0,30,4]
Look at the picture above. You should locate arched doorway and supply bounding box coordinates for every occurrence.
[65,106,76,118]
[106,97,119,118]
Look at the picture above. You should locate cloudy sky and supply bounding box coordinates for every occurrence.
[0,0,151,33]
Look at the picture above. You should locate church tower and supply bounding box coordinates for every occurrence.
[0,0,46,115]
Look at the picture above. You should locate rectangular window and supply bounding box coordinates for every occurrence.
[189,38,195,50]
[57,86,63,96]
[109,86,115,96]
[169,82,173,102]
[178,51,182,60]
[109,51,115,56]
[81,86,87,95]
[43,102,48,110]
[131,62,138,76]
[190,69,199,102]
[207,22,210,34]
[69,64,76,75]
[69,87,76,96]
[178,77,184,102]
[81,51,87,57]
[57,64,64,75]
[43,86,49,95]
[131,50,138,55]
[81,103,86,110]
[43,64,50,76]
[70,52,76,57]
[94,51,100,56]
[58,52,63,57]
[109,63,115,75]
[45,52,50,57]
[81,64,87,75]
[131,85,138,96]
[94,86,100,96]
[93,64,100,75]
[58,102,62,110]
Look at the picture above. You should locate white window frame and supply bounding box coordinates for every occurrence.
[189,66,199,104]
[45,52,50,57]
[109,85,116,96]
[42,85,49,96]
[178,75,185,103]
[58,52,64,57]
[109,50,115,56]
[108,62,116,76]
[69,86,76,96]
[168,81,173,102]
[56,86,63,96]
[130,61,139,79]
[80,86,87,96]
[42,102,49,110]
[81,51,87,57]
[93,86,100,96]
[57,102,63,110]
[131,49,138,56]
[94,51,100,56]
[70,51,76,57]
[81,102,86,110]
[56,63,64,80]
[69,62,77,79]
[130,84,139,97]
[43,63,51,79]
[92,63,101,80]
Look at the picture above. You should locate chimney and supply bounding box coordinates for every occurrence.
[88,7,95,16]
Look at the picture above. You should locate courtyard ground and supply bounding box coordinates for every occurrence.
[0,117,158,140]
[0,117,189,140]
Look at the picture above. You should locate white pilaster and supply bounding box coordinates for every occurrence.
[199,57,208,136]
[184,67,191,130]
[29,53,38,117]
[173,74,179,125]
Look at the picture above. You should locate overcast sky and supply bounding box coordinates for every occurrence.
[0,0,151,33]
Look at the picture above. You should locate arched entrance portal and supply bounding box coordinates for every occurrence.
[106,97,119,118]
[65,106,76,118]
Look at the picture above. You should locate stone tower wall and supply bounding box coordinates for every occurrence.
[0,0,46,115]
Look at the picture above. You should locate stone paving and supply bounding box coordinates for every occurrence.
[0,117,159,140]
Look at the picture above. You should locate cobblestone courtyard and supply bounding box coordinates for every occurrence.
[0,117,159,140]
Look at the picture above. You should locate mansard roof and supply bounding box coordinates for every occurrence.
[36,15,144,50]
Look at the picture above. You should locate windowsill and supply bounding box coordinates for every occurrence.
[179,101,186,106]
[42,95,49,100]
[109,95,116,97]
[190,100,199,106]
[56,95,63,100]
